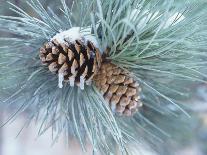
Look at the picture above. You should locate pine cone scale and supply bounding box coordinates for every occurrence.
[94,62,142,116]
[39,39,102,88]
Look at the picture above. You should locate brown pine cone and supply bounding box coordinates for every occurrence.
[93,62,142,116]
[39,39,102,89]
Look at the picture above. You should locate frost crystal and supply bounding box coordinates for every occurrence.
[80,76,85,90]
[69,77,75,87]
[58,73,64,88]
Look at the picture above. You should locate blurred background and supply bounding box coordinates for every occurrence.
[0,0,207,155]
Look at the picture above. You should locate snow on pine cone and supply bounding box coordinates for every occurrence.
[39,39,102,89]
[93,62,143,116]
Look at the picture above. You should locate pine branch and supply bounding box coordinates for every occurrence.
[0,0,207,154]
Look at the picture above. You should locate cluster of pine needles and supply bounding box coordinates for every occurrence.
[0,0,207,154]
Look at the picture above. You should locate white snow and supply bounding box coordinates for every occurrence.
[84,35,100,50]
[58,73,64,88]
[51,27,101,51]
[69,77,75,87]
[51,27,82,44]
[79,76,85,90]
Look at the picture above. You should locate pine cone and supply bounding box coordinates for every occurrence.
[39,39,102,89]
[93,62,142,116]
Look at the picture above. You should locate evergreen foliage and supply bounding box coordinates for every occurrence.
[0,0,207,154]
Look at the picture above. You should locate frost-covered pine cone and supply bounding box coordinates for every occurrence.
[39,28,102,89]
